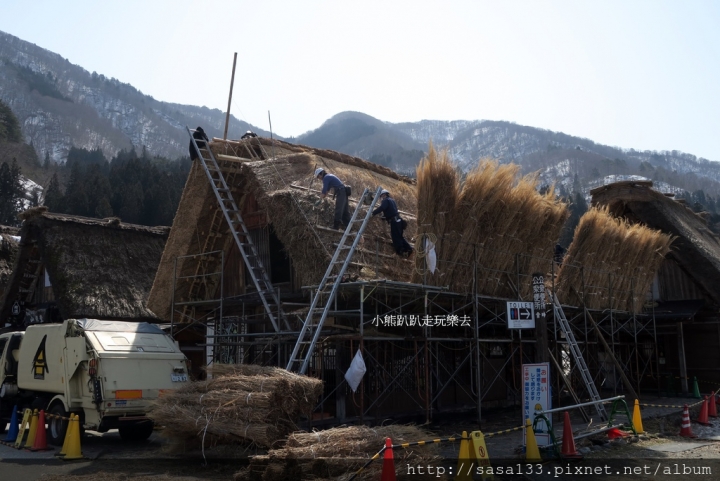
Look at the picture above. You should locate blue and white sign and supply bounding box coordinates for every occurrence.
[507,301,535,329]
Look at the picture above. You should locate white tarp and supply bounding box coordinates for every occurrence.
[344,349,366,392]
[426,237,437,274]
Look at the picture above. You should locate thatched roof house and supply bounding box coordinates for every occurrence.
[0,208,169,325]
[0,225,19,303]
[148,137,418,322]
[591,181,720,308]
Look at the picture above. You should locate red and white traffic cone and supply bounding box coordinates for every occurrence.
[680,404,697,438]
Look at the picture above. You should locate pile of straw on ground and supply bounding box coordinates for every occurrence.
[149,364,323,448]
[413,151,568,298]
[234,425,442,481]
[555,207,674,312]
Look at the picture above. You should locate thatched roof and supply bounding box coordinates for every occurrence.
[591,181,720,307]
[412,146,569,297]
[555,206,673,312]
[0,227,19,299]
[148,137,417,322]
[0,208,169,322]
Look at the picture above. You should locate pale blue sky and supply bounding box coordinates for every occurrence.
[1,0,719,160]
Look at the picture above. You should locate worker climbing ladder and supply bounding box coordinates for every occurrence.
[550,292,608,421]
[187,127,289,332]
[286,186,384,374]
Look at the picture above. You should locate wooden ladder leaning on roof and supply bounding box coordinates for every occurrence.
[286,186,384,375]
[187,126,289,332]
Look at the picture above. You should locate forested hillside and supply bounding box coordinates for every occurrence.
[1,98,190,227]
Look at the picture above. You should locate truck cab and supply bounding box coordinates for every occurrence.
[0,319,190,444]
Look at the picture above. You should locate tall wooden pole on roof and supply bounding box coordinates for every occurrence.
[223,52,238,140]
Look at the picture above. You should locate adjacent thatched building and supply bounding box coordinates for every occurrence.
[592,181,720,309]
[591,180,720,389]
[0,225,19,304]
[148,137,418,324]
[0,208,169,327]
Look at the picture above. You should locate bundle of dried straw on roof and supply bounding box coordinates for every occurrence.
[149,364,323,448]
[414,152,568,297]
[556,207,673,312]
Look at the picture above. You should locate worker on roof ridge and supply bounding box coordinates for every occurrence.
[372,189,413,258]
[315,168,351,230]
[189,126,209,161]
[241,130,258,139]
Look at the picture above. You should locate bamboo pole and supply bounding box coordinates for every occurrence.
[223,52,238,140]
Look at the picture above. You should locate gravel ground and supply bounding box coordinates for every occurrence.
[3,395,720,480]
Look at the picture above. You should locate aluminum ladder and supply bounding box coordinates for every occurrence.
[286,186,383,374]
[187,126,289,332]
[550,292,608,420]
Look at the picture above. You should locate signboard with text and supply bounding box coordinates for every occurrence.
[531,273,546,320]
[506,301,535,329]
[522,362,552,447]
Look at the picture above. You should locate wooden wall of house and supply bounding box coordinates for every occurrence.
[655,321,720,391]
[656,258,710,302]
[221,193,294,298]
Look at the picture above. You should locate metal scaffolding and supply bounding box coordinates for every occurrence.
[169,235,659,427]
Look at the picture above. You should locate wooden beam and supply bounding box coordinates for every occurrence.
[216,154,246,163]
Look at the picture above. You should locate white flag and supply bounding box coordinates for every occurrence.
[344,350,366,393]
[426,237,437,274]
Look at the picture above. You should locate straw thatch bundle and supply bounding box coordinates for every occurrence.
[413,154,568,297]
[414,143,459,274]
[555,207,674,312]
[234,424,442,481]
[149,364,323,448]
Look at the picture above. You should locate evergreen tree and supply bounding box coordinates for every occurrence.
[64,162,89,216]
[0,159,24,225]
[44,173,64,213]
[0,100,22,143]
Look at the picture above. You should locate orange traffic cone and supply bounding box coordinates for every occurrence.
[30,410,50,451]
[708,391,718,418]
[380,437,396,481]
[561,411,582,458]
[696,397,711,426]
[679,405,697,438]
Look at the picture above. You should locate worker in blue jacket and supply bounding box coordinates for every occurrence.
[315,168,351,230]
[372,189,413,257]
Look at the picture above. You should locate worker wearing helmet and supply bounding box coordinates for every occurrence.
[241,130,258,139]
[315,168,351,230]
[372,189,413,258]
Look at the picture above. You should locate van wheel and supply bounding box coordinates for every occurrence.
[118,420,154,442]
[48,403,69,446]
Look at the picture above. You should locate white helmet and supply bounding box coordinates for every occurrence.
[314,168,325,177]
[380,189,390,196]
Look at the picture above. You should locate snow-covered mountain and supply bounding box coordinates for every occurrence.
[3,29,720,199]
